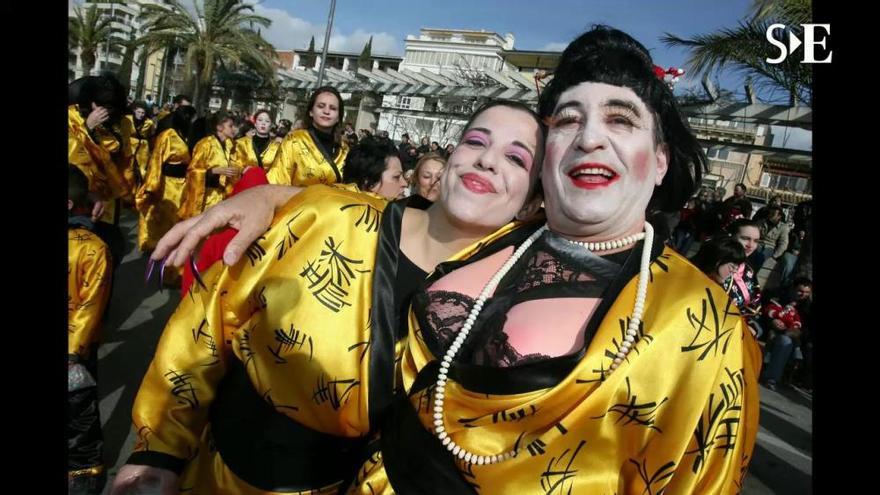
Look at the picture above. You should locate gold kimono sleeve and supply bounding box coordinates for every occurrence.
[68,106,129,200]
[141,118,156,139]
[265,135,295,185]
[135,130,171,213]
[178,137,235,219]
[129,265,231,465]
[177,138,212,220]
[68,231,112,359]
[130,184,389,468]
[96,117,136,193]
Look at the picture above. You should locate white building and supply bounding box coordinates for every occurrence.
[69,0,172,100]
[378,28,560,147]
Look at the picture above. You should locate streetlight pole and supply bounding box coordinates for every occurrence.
[315,0,336,88]
[103,3,115,74]
[158,46,169,105]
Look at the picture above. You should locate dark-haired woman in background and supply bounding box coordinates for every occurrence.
[342,138,408,200]
[727,219,764,337]
[136,105,198,252]
[267,86,349,186]
[128,101,156,188]
[691,234,747,286]
[178,110,238,220]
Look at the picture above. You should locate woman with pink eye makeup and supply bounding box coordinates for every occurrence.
[111,100,547,494]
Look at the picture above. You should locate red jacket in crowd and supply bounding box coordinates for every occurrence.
[181,167,269,296]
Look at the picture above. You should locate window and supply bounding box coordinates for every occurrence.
[399,96,411,110]
[760,171,811,193]
[707,147,730,161]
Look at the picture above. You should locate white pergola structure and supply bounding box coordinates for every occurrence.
[277,67,540,102]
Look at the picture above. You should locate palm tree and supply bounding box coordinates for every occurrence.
[137,0,277,110]
[661,0,812,106]
[69,3,122,76]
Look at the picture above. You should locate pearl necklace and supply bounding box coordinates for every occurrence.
[432,222,654,466]
[558,232,645,252]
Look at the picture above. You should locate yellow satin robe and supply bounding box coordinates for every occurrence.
[96,115,137,197]
[266,129,349,186]
[68,227,112,359]
[68,105,130,222]
[178,135,236,220]
[135,128,191,252]
[129,116,157,184]
[352,247,762,495]
[128,184,518,494]
[231,135,281,172]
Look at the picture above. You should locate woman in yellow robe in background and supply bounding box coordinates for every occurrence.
[178,111,238,220]
[68,103,129,210]
[232,109,281,174]
[267,86,349,186]
[128,101,157,187]
[136,106,197,252]
[93,111,137,207]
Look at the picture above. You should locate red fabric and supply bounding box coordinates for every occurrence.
[232,165,269,194]
[764,300,802,329]
[181,167,269,296]
[653,65,666,80]
[679,207,696,223]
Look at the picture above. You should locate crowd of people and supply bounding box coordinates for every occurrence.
[671,182,814,394]
[66,24,813,495]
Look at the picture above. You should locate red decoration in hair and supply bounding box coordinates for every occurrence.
[653,65,667,81]
[653,65,686,88]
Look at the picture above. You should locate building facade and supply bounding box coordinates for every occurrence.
[377,28,560,147]
[68,0,173,101]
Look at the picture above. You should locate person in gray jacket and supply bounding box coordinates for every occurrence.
[749,206,790,270]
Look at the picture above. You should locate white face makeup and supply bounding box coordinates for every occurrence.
[254,112,272,136]
[541,82,668,240]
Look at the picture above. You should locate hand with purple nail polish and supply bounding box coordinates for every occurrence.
[152,184,303,268]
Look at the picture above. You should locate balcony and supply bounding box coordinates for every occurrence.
[747,186,812,205]
[688,119,758,142]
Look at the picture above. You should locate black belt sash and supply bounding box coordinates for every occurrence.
[209,359,368,492]
[161,162,187,178]
[205,171,222,188]
[380,362,477,495]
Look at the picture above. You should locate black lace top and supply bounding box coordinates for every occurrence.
[418,231,632,368]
